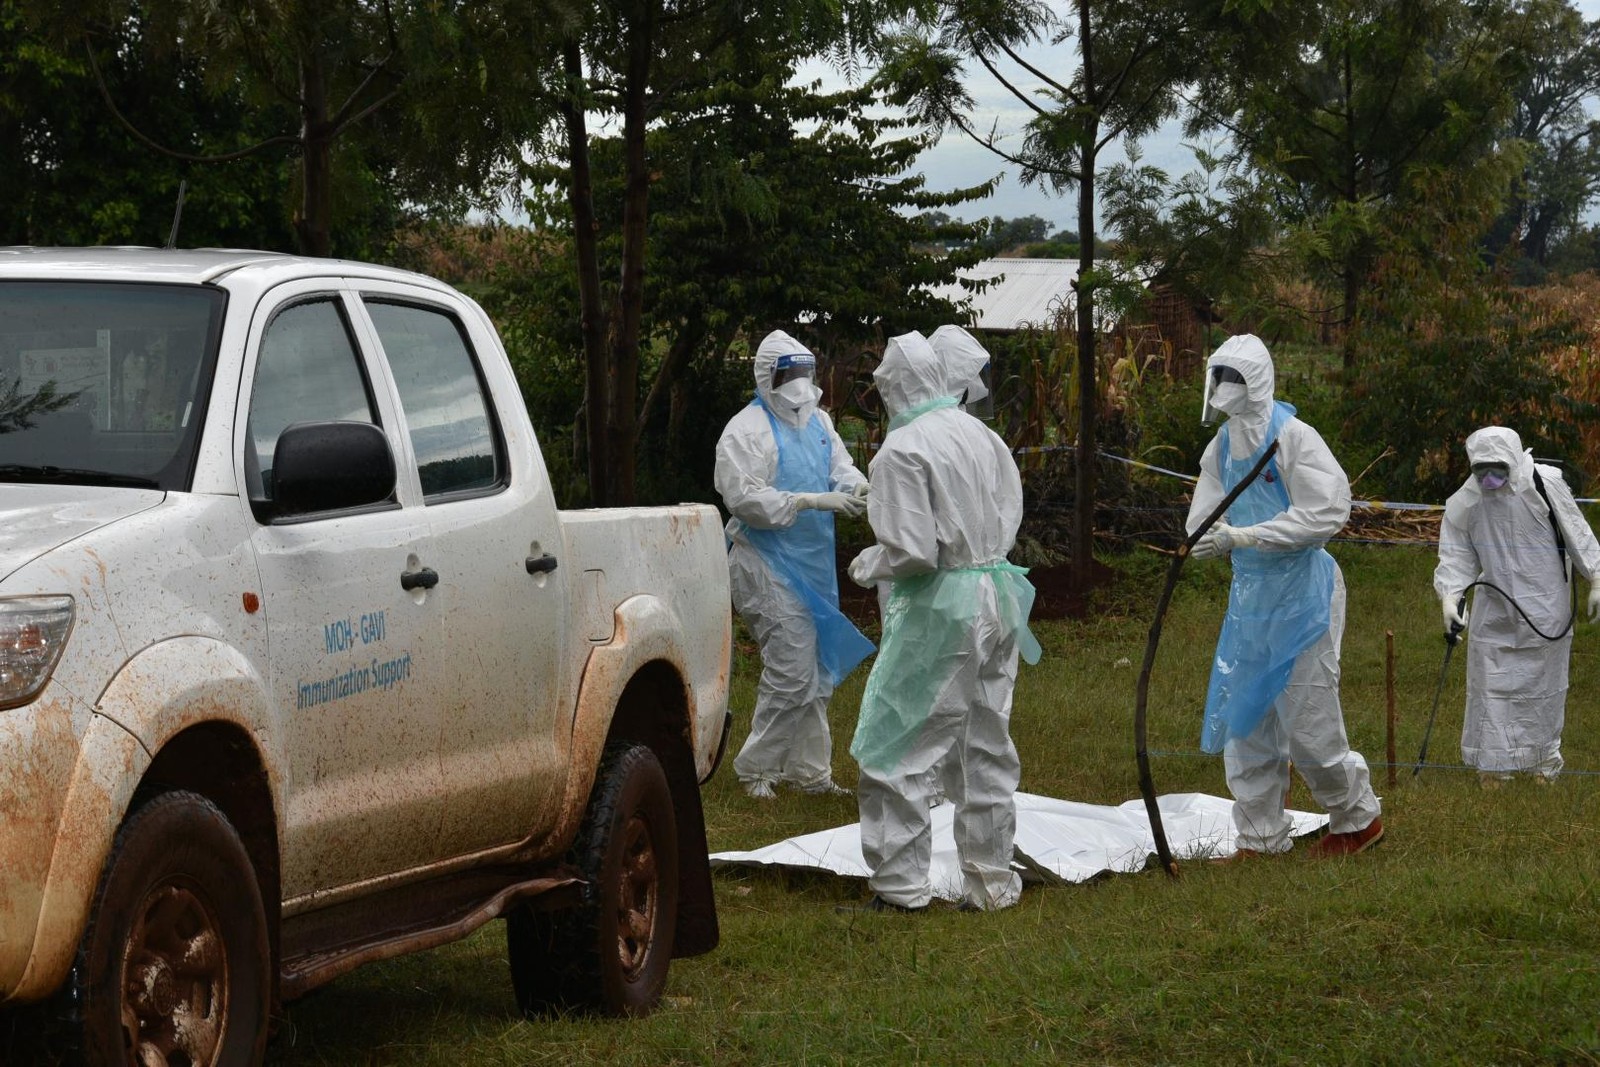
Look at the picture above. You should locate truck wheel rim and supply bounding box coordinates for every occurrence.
[616,813,659,978]
[122,883,228,1066]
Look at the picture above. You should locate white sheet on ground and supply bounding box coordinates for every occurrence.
[709,792,1330,898]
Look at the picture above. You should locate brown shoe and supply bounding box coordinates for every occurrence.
[1307,817,1384,859]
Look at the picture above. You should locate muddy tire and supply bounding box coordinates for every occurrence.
[68,790,269,1066]
[507,742,678,1017]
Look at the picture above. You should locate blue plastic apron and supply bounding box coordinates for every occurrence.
[850,397,1041,771]
[1200,401,1335,753]
[740,397,875,686]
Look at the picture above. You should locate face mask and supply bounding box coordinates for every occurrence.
[774,379,814,409]
[1477,470,1508,491]
[1210,382,1249,415]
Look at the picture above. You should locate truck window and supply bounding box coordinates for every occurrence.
[364,300,504,501]
[247,298,378,506]
[0,281,225,490]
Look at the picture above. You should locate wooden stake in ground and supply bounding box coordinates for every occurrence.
[1386,630,1397,788]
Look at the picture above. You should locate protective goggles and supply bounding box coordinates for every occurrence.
[771,352,817,389]
[1210,365,1247,385]
[1471,461,1510,487]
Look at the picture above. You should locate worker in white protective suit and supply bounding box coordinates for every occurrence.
[1188,334,1383,859]
[844,330,1040,912]
[714,330,875,799]
[1433,426,1600,786]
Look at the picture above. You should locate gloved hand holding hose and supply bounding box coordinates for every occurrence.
[795,491,866,518]
[1440,593,1468,640]
[1191,522,1258,560]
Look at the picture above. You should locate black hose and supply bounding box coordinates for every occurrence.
[1457,577,1578,642]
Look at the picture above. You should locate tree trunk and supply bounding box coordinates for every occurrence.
[296,54,333,258]
[605,0,657,506]
[1071,0,1099,586]
[560,40,610,506]
[1340,265,1359,372]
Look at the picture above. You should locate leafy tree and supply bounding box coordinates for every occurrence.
[879,0,1267,580]
[978,213,1052,255]
[24,0,542,256]
[0,2,302,248]
[1345,164,1589,500]
[1188,0,1521,369]
[523,0,927,505]
[506,52,990,504]
[1487,0,1600,270]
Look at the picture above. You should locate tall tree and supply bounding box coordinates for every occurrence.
[1489,0,1600,268]
[880,0,1257,582]
[34,0,542,255]
[505,44,990,503]
[1190,0,1519,368]
[526,0,923,506]
[1,0,305,248]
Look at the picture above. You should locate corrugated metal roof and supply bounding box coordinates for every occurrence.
[927,258,1145,332]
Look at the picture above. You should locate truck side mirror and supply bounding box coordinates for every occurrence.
[269,421,397,520]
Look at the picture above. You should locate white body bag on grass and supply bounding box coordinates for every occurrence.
[710,793,1329,896]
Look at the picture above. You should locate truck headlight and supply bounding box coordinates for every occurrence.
[0,597,75,710]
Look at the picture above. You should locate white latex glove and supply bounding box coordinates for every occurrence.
[851,481,871,500]
[796,491,866,518]
[848,552,874,588]
[1588,585,1600,624]
[1191,523,1257,560]
[1441,594,1468,637]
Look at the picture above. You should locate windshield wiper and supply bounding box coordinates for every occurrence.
[0,464,162,489]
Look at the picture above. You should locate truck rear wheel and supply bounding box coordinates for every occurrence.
[69,790,270,1066]
[507,741,679,1017]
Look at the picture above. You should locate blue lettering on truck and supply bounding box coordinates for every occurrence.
[324,610,388,653]
[297,651,413,710]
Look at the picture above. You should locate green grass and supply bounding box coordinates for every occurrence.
[14,545,1600,1065]
[260,543,1600,1065]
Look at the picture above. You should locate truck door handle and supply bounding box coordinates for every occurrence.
[401,566,439,591]
[526,553,559,575]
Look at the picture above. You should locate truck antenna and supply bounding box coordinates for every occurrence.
[165,180,188,249]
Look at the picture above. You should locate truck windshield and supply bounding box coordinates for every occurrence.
[0,282,226,491]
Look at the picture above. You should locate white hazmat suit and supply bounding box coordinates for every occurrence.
[714,330,871,797]
[847,330,1040,911]
[1433,426,1600,781]
[1188,334,1382,856]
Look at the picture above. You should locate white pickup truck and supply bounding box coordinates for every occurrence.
[0,248,733,1064]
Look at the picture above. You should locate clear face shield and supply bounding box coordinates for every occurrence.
[960,361,994,419]
[770,352,818,407]
[1201,363,1248,424]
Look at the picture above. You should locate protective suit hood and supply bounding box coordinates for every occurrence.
[755,329,822,427]
[874,331,945,420]
[1204,333,1276,455]
[928,324,990,407]
[1466,426,1535,491]
[1445,426,1537,527]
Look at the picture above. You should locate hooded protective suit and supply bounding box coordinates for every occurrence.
[1433,426,1600,779]
[715,330,873,795]
[847,331,1040,911]
[1186,334,1380,854]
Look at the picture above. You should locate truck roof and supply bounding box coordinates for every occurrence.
[0,246,446,291]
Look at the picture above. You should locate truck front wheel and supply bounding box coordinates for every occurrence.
[69,790,270,1066]
[507,741,679,1017]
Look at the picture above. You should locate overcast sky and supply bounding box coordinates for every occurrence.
[813,0,1600,233]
